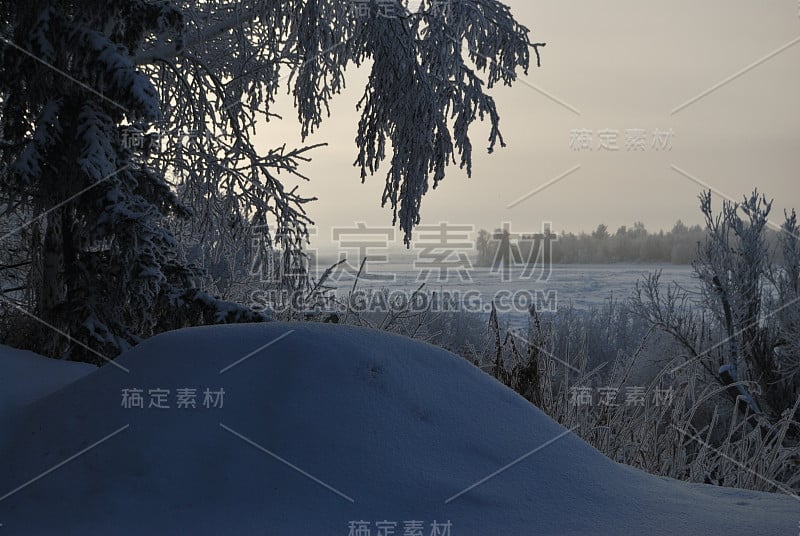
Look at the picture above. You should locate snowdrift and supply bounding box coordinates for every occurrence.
[0,345,95,448]
[0,323,797,535]
[0,344,95,409]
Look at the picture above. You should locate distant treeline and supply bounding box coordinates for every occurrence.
[475,221,707,265]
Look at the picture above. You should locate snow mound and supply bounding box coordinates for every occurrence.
[0,323,797,534]
[0,345,95,429]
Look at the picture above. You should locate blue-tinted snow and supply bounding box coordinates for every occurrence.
[0,323,796,535]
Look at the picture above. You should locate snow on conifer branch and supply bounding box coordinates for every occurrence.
[0,0,540,358]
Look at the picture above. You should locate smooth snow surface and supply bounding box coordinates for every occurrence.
[0,345,95,431]
[0,323,797,535]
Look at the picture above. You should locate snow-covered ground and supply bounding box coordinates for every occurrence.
[0,345,95,409]
[0,323,797,535]
[0,346,96,451]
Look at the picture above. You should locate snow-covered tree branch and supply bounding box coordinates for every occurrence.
[0,0,540,359]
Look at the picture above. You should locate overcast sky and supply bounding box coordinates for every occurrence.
[260,0,800,250]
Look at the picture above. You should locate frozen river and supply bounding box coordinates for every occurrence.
[310,262,698,328]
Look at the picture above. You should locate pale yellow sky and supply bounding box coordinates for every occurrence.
[258,0,800,250]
